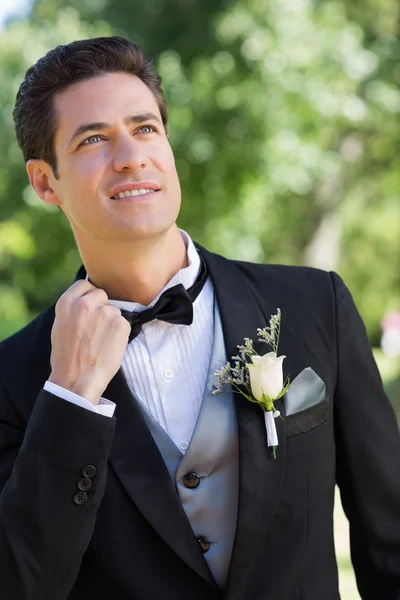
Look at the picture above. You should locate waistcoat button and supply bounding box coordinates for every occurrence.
[197,536,210,553]
[183,472,201,489]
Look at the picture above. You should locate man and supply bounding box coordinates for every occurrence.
[0,36,399,600]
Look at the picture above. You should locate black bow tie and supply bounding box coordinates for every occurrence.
[120,253,208,342]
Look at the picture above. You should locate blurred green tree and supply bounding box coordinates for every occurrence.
[0,0,399,345]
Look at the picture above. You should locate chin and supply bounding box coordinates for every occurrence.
[108,220,177,242]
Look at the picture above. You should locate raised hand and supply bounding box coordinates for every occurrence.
[48,280,130,405]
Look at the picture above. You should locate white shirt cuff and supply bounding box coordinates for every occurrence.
[43,381,116,418]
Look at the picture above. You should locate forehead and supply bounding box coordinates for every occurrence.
[54,72,161,146]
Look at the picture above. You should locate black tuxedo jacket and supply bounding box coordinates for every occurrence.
[0,247,399,600]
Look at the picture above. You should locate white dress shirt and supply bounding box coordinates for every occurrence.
[44,230,214,452]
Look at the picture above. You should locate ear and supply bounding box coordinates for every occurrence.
[26,159,61,207]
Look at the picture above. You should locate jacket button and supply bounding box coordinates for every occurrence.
[82,465,97,479]
[183,472,201,489]
[197,536,210,553]
[77,478,92,492]
[73,491,88,505]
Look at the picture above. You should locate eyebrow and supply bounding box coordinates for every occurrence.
[67,112,162,147]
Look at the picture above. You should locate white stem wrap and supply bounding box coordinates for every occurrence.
[264,410,279,447]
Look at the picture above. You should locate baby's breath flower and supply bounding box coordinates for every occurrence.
[257,309,281,354]
[236,337,256,362]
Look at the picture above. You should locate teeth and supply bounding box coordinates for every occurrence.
[113,188,155,199]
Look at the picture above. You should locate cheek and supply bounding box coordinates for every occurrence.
[61,154,106,201]
[165,152,181,194]
[75,154,106,184]
[153,143,178,176]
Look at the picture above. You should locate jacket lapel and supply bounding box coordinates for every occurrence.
[104,371,217,587]
[199,247,288,599]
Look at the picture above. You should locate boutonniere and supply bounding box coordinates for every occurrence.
[213,309,290,458]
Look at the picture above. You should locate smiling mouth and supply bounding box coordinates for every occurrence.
[111,188,159,200]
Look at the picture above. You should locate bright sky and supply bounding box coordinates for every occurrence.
[0,0,32,29]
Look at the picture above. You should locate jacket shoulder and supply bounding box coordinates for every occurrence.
[233,258,330,281]
[232,258,336,302]
[0,306,53,355]
[0,306,55,400]
[198,244,338,311]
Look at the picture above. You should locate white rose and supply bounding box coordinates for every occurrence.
[248,352,285,402]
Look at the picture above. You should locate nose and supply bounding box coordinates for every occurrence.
[112,133,146,173]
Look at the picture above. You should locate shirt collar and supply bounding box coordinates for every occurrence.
[85,229,201,312]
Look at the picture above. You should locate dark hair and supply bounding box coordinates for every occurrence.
[13,36,168,178]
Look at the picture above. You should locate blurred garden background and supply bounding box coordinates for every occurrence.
[0,0,399,597]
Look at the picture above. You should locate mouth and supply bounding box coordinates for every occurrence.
[111,188,160,200]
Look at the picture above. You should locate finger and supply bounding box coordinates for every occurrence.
[57,280,108,312]
[96,304,122,317]
[75,288,110,312]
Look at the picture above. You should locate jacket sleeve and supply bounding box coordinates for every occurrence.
[0,381,116,600]
[331,272,400,600]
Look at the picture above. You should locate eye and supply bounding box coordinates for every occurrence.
[138,124,155,134]
[82,135,102,145]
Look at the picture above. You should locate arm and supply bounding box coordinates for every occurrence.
[0,380,115,600]
[332,272,400,599]
[0,279,130,599]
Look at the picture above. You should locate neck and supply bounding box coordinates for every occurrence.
[76,225,188,305]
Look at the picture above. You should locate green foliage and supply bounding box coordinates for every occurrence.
[0,0,399,347]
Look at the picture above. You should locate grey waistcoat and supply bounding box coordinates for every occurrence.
[135,299,239,589]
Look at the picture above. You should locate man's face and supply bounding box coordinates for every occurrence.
[48,72,181,244]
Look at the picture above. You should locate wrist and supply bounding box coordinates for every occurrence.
[48,373,100,406]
